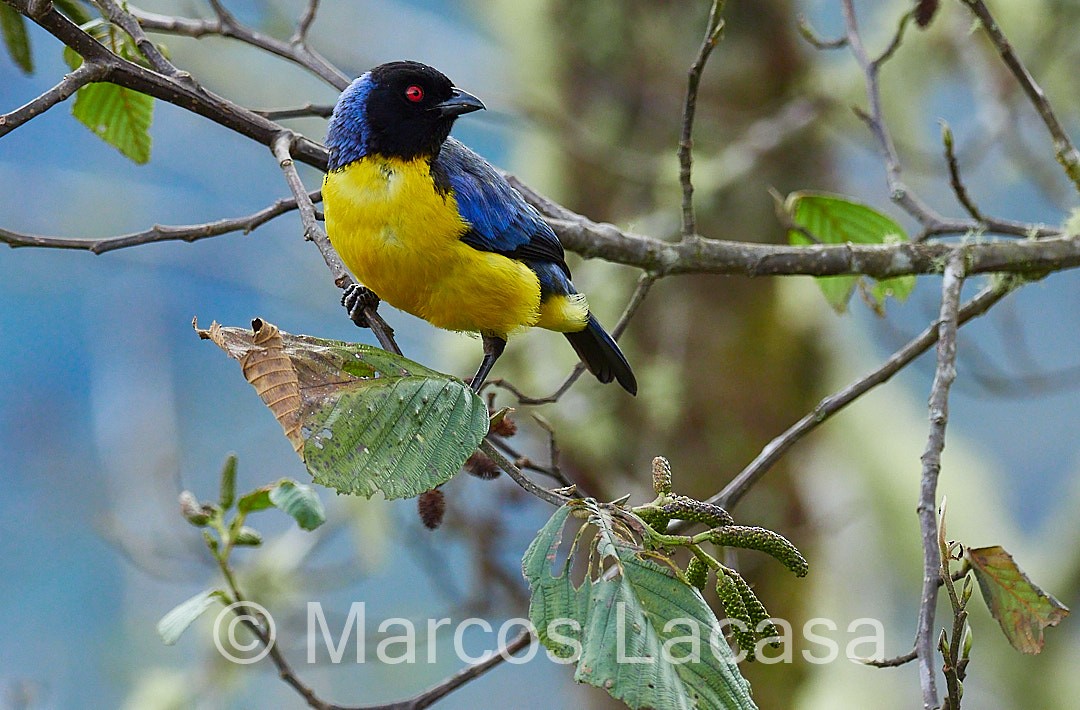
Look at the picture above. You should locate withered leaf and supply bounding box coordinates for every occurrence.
[196,318,488,500]
[965,545,1069,654]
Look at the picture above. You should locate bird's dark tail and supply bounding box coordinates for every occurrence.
[564,314,637,395]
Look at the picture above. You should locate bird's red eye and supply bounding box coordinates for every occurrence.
[405,85,424,102]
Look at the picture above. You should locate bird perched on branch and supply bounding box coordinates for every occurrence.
[322,61,636,395]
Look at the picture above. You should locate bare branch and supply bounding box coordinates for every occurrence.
[0,60,107,137]
[705,275,1010,512]
[93,0,180,77]
[0,193,311,253]
[269,132,399,355]
[915,252,966,709]
[291,0,320,46]
[865,647,917,668]
[797,14,848,49]
[678,0,725,239]
[959,0,1080,193]
[479,439,572,508]
[129,3,350,90]
[915,256,966,707]
[253,103,335,120]
[940,121,984,222]
[841,1,953,238]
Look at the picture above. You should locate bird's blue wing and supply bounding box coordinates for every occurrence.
[435,138,569,277]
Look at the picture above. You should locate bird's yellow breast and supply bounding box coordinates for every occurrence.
[323,157,544,336]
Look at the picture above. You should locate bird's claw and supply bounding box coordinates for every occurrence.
[342,283,380,328]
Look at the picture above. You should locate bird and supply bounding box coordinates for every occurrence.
[322,61,636,395]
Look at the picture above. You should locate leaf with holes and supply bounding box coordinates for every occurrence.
[785,191,915,314]
[198,319,489,500]
[523,500,757,710]
[965,545,1069,654]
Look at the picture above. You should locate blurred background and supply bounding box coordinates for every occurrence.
[2,0,1079,708]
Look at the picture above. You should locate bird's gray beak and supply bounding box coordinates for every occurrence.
[432,88,486,118]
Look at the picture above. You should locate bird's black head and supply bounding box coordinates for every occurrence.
[326,61,485,169]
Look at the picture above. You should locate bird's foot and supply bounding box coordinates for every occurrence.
[341,283,380,328]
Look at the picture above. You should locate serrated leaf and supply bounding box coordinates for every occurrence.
[269,480,325,530]
[198,319,489,500]
[1,5,33,74]
[524,500,757,710]
[785,191,915,314]
[965,545,1069,654]
[157,589,226,645]
[72,81,153,164]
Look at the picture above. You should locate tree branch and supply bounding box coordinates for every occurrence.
[959,0,1080,193]
[129,2,350,90]
[704,275,1010,513]
[678,0,725,239]
[0,193,310,253]
[269,132,400,354]
[0,59,107,137]
[915,252,966,709]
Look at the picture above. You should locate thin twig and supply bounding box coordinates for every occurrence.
[269,132,400,354]
[841,1,953,238]
[705,274,1011,513]
[959,0,1080,193]
[940,121,984,222]
[479,439,572,508]
[94,0,183,77]
[129,3,350,90]
[866,647,918,668]
[253,103,335,120]
[678,0,725,240]
[291,0,320,45]
[1,193,312,253]
[491,270,656,405]
[796,14,848,49]
[915,253,966,709]
[386,629,532,710]
[485,433,574,488]
[0,60,107,137]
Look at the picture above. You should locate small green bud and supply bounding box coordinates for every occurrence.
[202,529,219,553]
[179,491,212,526]
[938,628,949,656]
[219,454,238,510]
[960,576,974,606]
[233,526,263,546]
[961,625,973,660]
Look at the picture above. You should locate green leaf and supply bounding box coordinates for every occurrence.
[524,500,757,710]
[237,487,274,514]
[785,191,915,313]
[199,319,489,500]
[72,81,153,164]
[269,480,325,531]
[53,0,93,26]
[157,589,227,645]
[965,545,1069,654]
[1,5,33,74]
